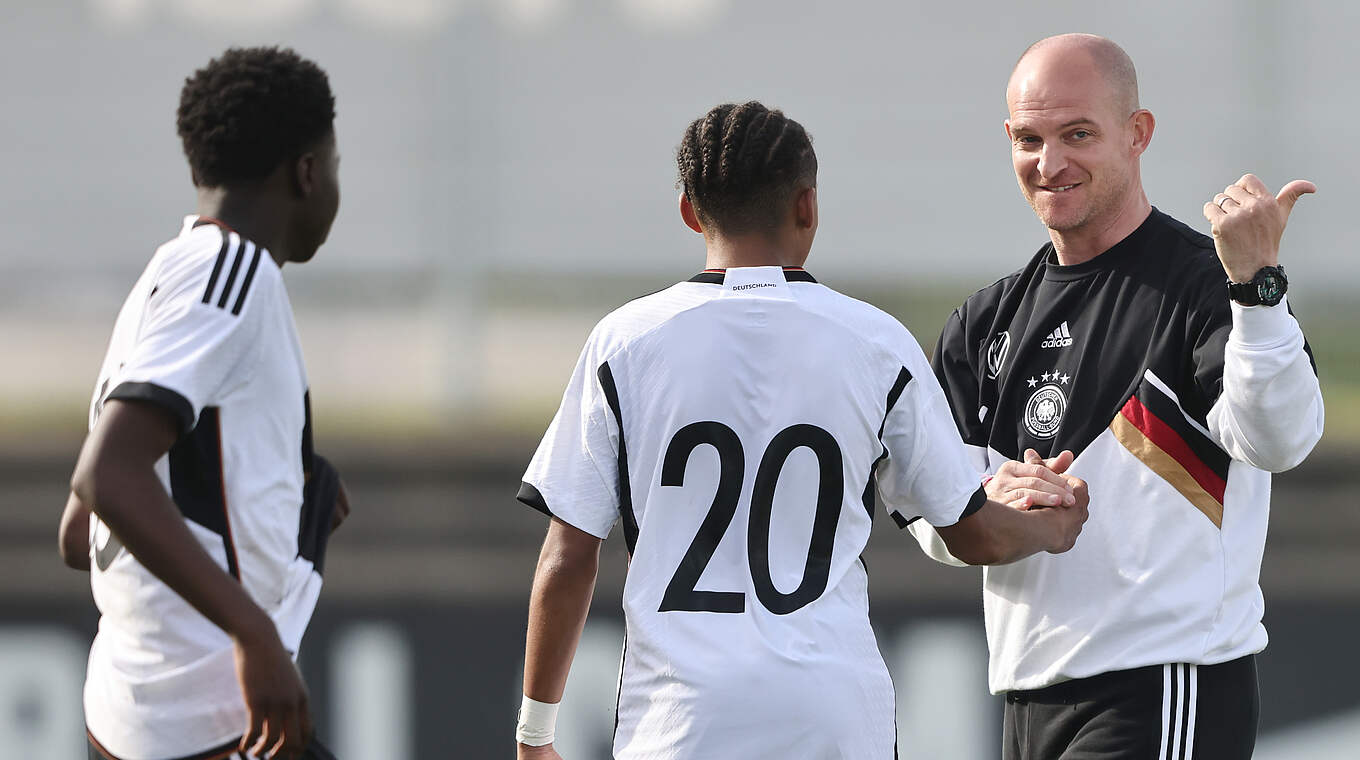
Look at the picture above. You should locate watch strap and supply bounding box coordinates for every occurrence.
[1227,279,1262,306]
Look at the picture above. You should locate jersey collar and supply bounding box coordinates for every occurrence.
[688,266,817,285]
[1042,208,1163,282]
[184,215,240,236]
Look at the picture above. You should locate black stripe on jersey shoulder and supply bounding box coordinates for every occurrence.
[216,240,249,309]
[863,366,915,521]
[197,232,265,316]
[517,481,553,518]
[105,381,195,434]
[167,407,241,580]
[597,361,639,555]
[230,244,263,315]
[1134,378,1230,481]
[200,230,232,305]
[884,366,913,416]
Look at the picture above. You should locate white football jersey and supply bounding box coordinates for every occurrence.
[83,217,326,760]
[520,266,986,759]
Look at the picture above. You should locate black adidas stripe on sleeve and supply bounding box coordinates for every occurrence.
[199,232,264,316]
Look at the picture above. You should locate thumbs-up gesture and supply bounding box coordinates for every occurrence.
[1203,173,1315,282]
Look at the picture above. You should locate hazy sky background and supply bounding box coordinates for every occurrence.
[2,0,1355,299]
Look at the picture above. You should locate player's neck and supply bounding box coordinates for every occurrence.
[1048,192,1152,266]
[702,231,810,270]
[196,186,293,268]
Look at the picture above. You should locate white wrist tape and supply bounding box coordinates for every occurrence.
[516,695,559,747]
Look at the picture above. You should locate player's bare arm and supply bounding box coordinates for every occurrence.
[58,491,92,571]
[518,518,602,760]
[936,477,1089,565]
[1204,173,1315,281]
[71,398,312,759]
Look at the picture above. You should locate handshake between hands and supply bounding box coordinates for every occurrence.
[989,449,1090,554]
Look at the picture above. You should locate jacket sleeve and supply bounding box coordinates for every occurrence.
[1204,297,1324,472]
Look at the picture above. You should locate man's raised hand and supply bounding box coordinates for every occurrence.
[1204,173,1315,282]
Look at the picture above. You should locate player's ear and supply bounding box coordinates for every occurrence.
[794,186,817,232]
[1004,120,1014,141]
[292,152,317,198]
[679,192,704,234]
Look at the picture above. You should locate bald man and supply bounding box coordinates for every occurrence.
[909,34,1324,759]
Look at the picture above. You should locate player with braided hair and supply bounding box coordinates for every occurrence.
[513,102,1087,759]
[676,101,817,236]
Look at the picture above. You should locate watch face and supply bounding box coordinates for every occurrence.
[1257,269,1286,305]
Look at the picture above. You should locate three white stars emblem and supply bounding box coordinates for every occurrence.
[1028,371,1071,387]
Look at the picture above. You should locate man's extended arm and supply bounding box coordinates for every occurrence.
[519,518,603,760]
[1203,174,1324,472]
[70,398,311,758]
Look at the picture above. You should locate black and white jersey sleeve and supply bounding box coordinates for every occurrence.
[101,227,267,432]
[518,324,623,540]
[874,342,988,529]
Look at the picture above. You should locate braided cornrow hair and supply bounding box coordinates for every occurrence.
[676,102,817,235]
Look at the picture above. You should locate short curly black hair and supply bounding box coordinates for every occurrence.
[177,47,335,187]
[677,102,817,235]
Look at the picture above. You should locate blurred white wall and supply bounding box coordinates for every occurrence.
[2,0,1354,424]
[1,0,1353,285]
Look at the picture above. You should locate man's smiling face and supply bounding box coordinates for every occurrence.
[1005,48,1139,234]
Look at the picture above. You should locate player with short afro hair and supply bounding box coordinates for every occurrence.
[177,46,335,188]
[69,45,344,759]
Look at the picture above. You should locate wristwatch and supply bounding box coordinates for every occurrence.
[1227,265,1288,307]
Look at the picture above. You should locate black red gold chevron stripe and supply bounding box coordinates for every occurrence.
[1110,380,1229,528]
